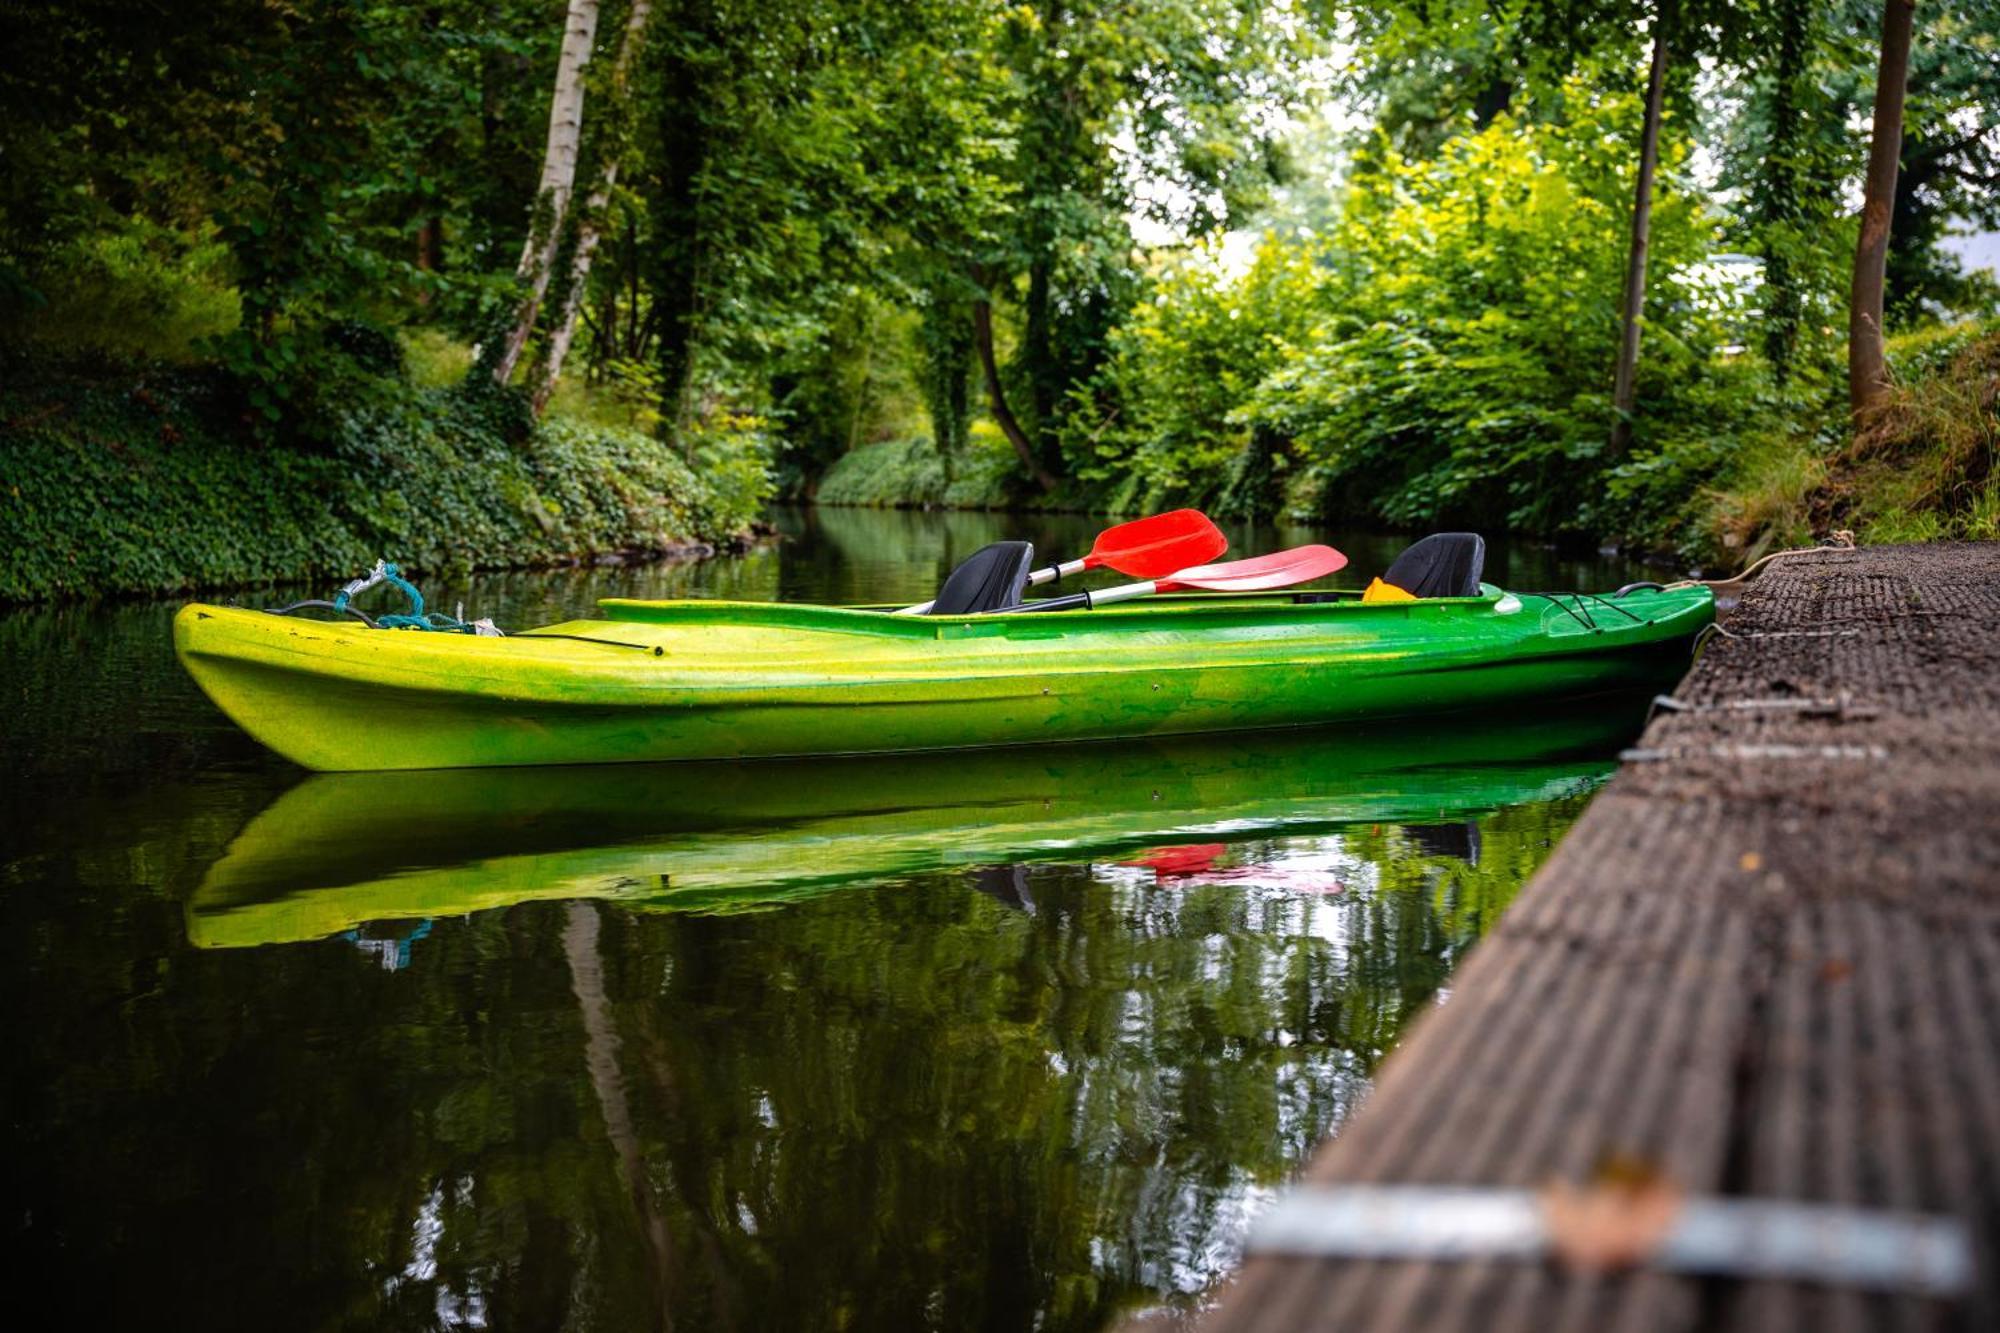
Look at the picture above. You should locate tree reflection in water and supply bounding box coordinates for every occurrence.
[115,796,1585,1330]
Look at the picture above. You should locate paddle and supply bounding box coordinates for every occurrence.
[896,509,1226,614]
[1012,544,1348,613]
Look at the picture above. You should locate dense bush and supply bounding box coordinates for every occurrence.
[1067,88,1767,548]
[813,430,1023,509]
[0,361,770,602]
[815,438,950,506]
[0,223,240,362]
[1061,240,1322,517]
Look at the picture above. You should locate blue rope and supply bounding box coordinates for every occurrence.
[330,560,489,634]
[341,918,435,971]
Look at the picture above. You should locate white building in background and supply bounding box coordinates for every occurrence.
[1943,229,2000,279]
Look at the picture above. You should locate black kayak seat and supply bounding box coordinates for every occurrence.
[1383,532,1486,599]
[928,541,1035,615]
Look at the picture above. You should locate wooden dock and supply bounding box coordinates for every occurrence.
[1197,542,2000,1331]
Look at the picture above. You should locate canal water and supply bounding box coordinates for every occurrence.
[1,509,1656,1331]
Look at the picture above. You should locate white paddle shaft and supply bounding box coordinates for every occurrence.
[1078,580,1158,607]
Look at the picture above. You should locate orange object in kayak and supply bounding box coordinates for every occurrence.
[1363,577,1420,604]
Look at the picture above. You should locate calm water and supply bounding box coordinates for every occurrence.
[1,509,1657,1331]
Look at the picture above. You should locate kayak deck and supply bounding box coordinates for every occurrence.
[174,584,1713,771]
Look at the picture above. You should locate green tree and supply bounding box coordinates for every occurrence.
[1743,0,1844,384]
[966,0,1315,490]
[608,0,1005,448]
[529,0,657,414]
[1059,238,1322,514]
[1084,84,1757,539]
[2,0,569,417]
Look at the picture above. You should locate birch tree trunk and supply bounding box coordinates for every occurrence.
[488,0,601,389]
[1849,0,1917,416]
[563,903,678,1329]
[529,0,654,415]
[1608,3,1671,456]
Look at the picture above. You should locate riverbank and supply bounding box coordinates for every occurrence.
[0,360,769,603]
[9,320,1988,605]
[1709,325,1999,556]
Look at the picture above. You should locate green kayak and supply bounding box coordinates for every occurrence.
[174,581,1710,771]
[187,702,1638,949]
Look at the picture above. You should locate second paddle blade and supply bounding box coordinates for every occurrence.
[1160,545,1348,592]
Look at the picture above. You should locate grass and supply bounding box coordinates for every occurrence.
[401,328,474,387]
[1842,327,1999,542]
[1706,322,1998,559]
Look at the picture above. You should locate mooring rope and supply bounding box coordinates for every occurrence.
[1667,529,1856,592]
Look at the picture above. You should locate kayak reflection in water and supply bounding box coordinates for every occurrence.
[187,699,1646,952]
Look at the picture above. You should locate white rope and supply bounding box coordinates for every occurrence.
[1668,529,1857,592]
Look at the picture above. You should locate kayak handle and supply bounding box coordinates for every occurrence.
[1014,591,1092,614]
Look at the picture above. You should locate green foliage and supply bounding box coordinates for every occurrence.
[1835,325,2000,542]
[815,438,951,507]
[5,0,1993,566]
[942,424,1033,508]
[1702,426,1833,556]
[769,299,928,475]
[4,0,561,412]
[0,361,767,602]
[813,437,999,511]
[814,431,1022,510]
[1062,238,1321,514]
[1296,95,1753,537]
[0,222,240,360]
[614,0,1016,445]
[917,279,980,460]
[1879,0,2000,323]
[957,0,1318,475]
[1726,0,1850,385]
[1078,90,1761,543]
[680,409,782,526]
[400,328,476,388]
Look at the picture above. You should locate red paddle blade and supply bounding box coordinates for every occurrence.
[1086,509,1226,578]
[1120,843,1228,876]
[1158,544,1348,592]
